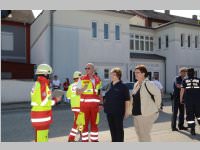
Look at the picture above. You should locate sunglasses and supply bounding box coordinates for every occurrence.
[85,67,91,70]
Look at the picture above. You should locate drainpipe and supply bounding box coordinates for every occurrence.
[50,10,54,68]
[164,59,167,93]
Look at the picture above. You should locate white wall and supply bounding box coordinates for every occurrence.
[1,80,34,103]
[52,10,132,84]
[52,25,80,83]
[30,10,51,65]
[154,23,200,92]
[129,15,145,26]
[31,11,50,46]
[31,27,50,65]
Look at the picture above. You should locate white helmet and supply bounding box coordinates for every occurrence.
[73,71,82,79]
[35,64,53,75]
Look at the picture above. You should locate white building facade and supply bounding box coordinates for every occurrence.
[31,10,200,93]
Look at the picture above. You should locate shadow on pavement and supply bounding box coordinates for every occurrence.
[178,130,200,141]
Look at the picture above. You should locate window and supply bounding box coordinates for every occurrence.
[104,69,109,79]
[188,35,190,47]
[130,39,134,50]
[166,35,168,48]
[150,37,153,51]
[92,21,97,38]
[1,32,14,51]
[153,72,159,80]
[130,70,133,82]
[145,36,149,51]
[195,36,198,48]
[104,23,109,39]
[194,71,197,77]
[181,34,184,47]
[140,36,144,50]
[158,37,161,49]
[115,24,120,40]
[130,33,134,50]
[135,35,139,50]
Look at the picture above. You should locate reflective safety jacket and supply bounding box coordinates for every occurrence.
[66,82,80,112]
[79,74,102,102]
[30,76,57,129]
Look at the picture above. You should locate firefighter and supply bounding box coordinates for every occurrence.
[76,63,102,142]
[180,68,200,135]
[30,64,62,142]
[66,71,83,142]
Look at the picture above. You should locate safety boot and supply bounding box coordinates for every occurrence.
[190,128,196,136]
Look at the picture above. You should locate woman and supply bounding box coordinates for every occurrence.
[131,65,161,142]
[103,67,130,142]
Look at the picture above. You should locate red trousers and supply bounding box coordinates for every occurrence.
[80,102,99,142]
[68,111,79,141]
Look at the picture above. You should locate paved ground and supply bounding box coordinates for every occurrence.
[1,99,200,142]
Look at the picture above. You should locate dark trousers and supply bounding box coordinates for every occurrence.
[171,97,185,129]
[185,99,200,128]
[106,114,124,142]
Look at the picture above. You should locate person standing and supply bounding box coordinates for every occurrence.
[131,65,161,142]
[66,71,82,142]
[52,75,61,90]
[63,78,70,91]
[180,68,200,135]
[76,63,102,142]
[152,76,164,110]
[103,67,130,142]
[171,67,188,131]
[30,64,62,142]
[63,78,70,103]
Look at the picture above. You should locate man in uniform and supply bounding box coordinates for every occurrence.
[171,67,188,131]
[180,68,200,135]
[66,71,82,142]
[76,63,102,142]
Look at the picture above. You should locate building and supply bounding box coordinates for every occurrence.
[1,10,35,79]
[31,10,200,93]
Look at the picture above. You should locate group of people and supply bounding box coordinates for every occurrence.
[171,67,200,136]
[30,63,200,142]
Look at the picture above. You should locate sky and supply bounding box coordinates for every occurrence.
[32,10,200,20]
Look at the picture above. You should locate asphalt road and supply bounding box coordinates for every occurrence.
[1,100,200,142]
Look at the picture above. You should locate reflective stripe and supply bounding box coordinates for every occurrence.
[84,88,98,93]
[72,109,80,112]
[40,97,49,106]
[197,118,200,120]
[186,87,191,89]
[51,100,55,106]
[70,132,77,136]
[80,99,100,102]
[31,102,38,106]
[187,121,195,124]
[82,132,88,136]
[90,136,98,140]
[194,87,200,88]
[31,116,51,122]
[82,137,89,140]
[90,132,98,135]
[71,128,78,133]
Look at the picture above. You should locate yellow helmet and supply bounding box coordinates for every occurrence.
[73,71,82,79]
[35,64,53,75]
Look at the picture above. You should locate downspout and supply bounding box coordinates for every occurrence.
[50,10,54,68]
[164,58,167,93]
